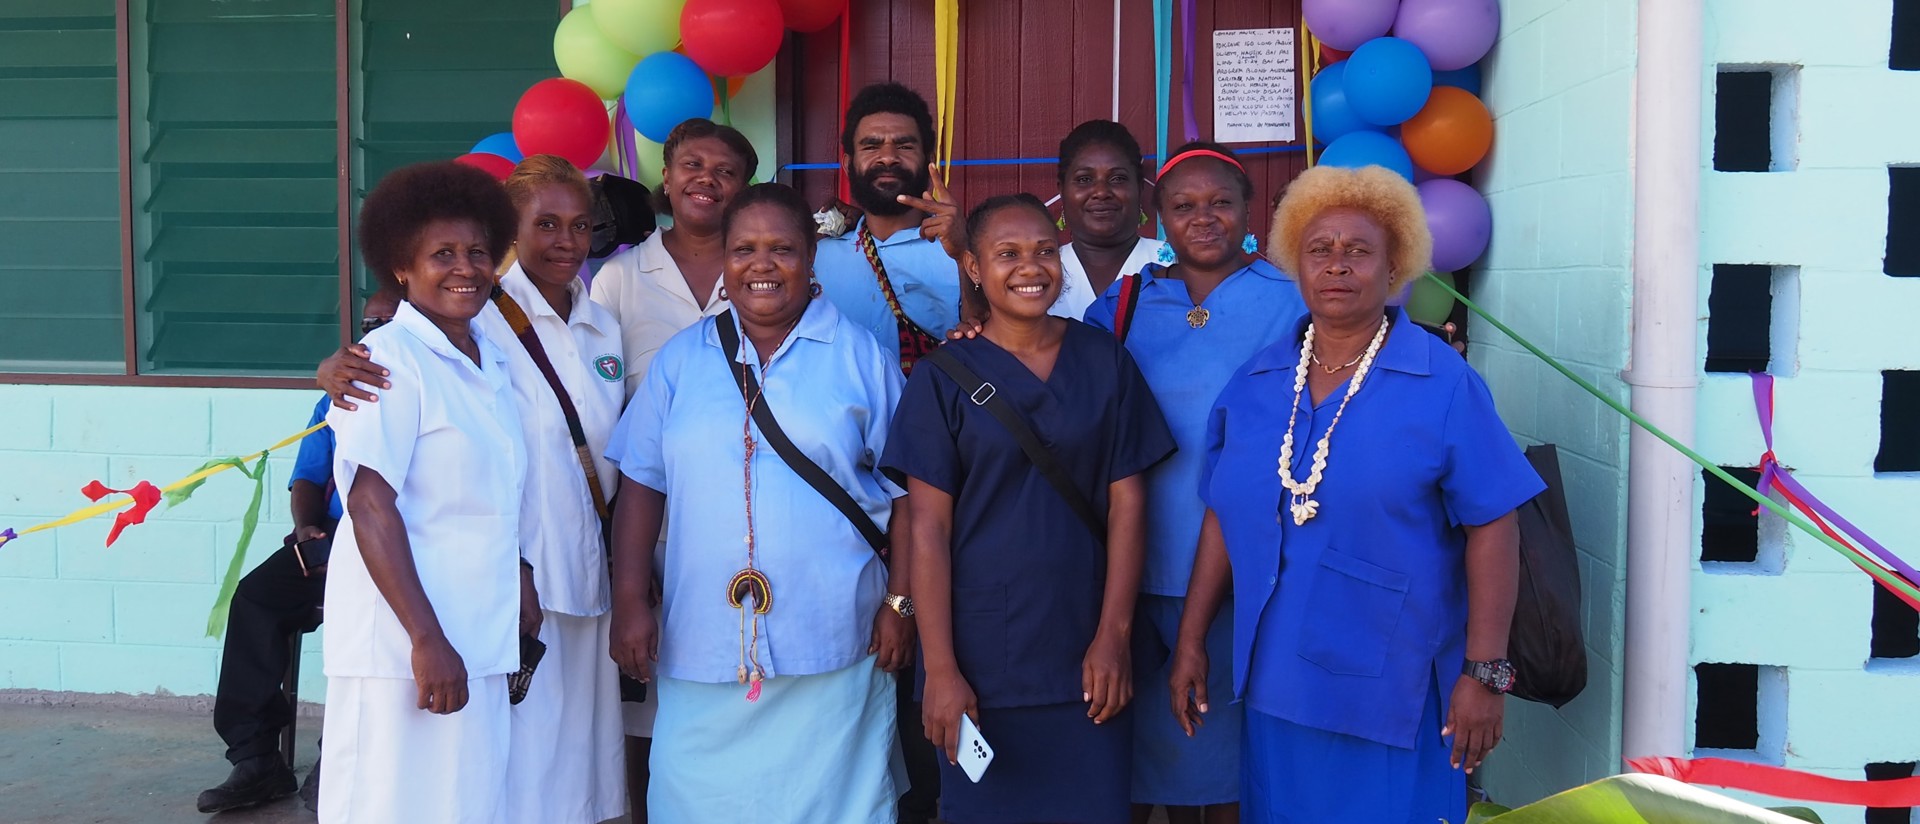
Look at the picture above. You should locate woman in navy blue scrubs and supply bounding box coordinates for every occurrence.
[1169,165,1543,824]
[884,194,1175,824]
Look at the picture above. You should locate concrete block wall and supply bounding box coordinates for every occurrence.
[0,384,330,703]
[1692,2,1920,822]
[1472,0,1637,805]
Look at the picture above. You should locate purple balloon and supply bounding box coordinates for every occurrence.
[1303,0,1400,52]
[1419,179,1491,271]
[1393,0,1500,72]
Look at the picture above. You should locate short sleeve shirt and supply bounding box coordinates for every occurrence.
[608,298,905,683]
[323,302,527,680]
[881,321,1176,708]
[814,218,961,365]
[1200,308,1543,747]
[288,395,342,521]
[588,231,729,400]
[1049,236,1166,321]
[1083,260,1305,595]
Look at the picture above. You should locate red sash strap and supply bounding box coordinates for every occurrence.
[857,222,943,375]
[1111,272,1144,344]
[1631,757,1920,808]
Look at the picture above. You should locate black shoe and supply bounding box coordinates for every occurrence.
[196,754,297,814]
[298,755,321,812]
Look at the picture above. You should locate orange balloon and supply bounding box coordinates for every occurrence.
[1399,86,1493,176]
[671,45,749,102]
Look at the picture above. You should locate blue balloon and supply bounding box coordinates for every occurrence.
[625,52,715,144]
[470,132,524,163]
[1343,36,1434,126]
[1433,64,1483,97]
[1310,62,1382,144]
[1319,131,1415,181]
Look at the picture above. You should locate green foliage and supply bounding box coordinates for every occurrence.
[1451,775,1823,824]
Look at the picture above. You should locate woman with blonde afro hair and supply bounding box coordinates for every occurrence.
[1168,162,1542,824]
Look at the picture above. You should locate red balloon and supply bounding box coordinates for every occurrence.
[512,78,611,171]
[682,0,786,78]
[1320,43,1352,64]
[778,0,844,32]
[454,152,516,181]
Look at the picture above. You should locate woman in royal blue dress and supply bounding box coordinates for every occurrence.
[1169,165,1543,824]
[884,194,1175,824]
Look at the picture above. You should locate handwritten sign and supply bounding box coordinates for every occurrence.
[1212,28,1297,144]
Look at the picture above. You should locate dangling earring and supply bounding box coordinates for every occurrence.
[1055,214,1066,231]
[1155,244,1177,266]
[809,278,823,298]
[1241,233,1259,255]
[718,286,730,301]
[1138,211,1150,227]
[971,279,983,291]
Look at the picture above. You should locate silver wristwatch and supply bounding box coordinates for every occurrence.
[884,593,915,618]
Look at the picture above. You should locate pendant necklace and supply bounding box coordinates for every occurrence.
[727,317,797,702]
[1186,305,1211,329]
[1276,317,1390,526]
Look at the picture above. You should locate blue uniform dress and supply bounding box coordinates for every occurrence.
[1200,308,1544,824]
[882,321,1176,824]
[609,298,906,824]
[1084,259,1304,807]
[814,217,961,368]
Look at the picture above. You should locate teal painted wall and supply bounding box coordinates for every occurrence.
[1691,2,1920,821]
[1473,0,1637,805]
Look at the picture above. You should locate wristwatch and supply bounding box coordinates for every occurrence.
[1463,658,1516,694]
[884,593,915,618]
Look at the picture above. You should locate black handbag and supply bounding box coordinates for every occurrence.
[1507,444,1588,707]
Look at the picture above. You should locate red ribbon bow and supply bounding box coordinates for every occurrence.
[81,480,163,546]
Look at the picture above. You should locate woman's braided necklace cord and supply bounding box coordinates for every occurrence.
[730,314,800,702]
[1276,316,1391,526]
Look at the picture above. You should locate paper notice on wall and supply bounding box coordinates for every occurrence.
[1212,28,1297,144]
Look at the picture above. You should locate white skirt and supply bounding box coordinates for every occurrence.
[505,610,628,824]
[650,656,897,824]
[319,674,510,824]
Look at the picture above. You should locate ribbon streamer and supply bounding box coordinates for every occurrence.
[837,10,853,202]
[1302,26,1319,166]
[780,144,1306,172]
[613,98,638,181]
[932,0,959,182]
[1110,0,1122,121]
[1152,0,1172,238]
[1426,273,1920,607]
[203,455,271,637]
[1179,0,1199,142]
[1631,757,1920,808]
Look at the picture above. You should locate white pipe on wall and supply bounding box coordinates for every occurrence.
[1622,0,1704,760]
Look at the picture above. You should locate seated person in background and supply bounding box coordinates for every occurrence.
[197,291,400,814]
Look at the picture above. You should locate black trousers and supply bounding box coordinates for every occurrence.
[896,668,942,822]
[212,540,325,764]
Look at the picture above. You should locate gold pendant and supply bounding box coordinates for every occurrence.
[1186,306,1210,329]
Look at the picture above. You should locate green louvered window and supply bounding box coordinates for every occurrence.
[0,3,125,373]
[349,0,556,300]
[129,0,340,375]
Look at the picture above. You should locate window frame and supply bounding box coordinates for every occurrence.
[0,0,572,388]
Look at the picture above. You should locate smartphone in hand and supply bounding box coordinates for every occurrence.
[956,713,994,783]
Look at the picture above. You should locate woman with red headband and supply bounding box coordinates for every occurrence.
[1081,141,1306,824]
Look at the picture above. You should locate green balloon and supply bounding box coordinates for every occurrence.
[589,0,686,58]
[633,133,667,187]
[1405,271,1458,326]
[556,7,642,100]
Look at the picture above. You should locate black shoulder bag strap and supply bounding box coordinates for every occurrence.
[714,311,890,557]
[921,347,1107,542]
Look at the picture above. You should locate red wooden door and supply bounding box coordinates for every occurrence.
[779,0,1307,242]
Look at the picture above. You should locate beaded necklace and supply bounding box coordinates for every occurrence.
[726,315,798,702]
[1276,316,1391,526]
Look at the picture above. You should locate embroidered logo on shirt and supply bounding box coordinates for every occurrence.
[595,354,624,381]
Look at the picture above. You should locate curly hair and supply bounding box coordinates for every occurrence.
[840,82,935,156]
[357,161,518,290]
[722,182,817,250]
[1268,165,1433,297]
[503,154,591,213]
[1154,140,1254,208]
[653,118,760,217]
[964,193,1052,255]
[1056,119,1145,183]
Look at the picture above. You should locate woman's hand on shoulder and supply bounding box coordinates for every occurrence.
[319,344,391,411]
[1167,637,1211,737]
[1441,674,1504,773]
[609,599,659,684]
[944,314,986,341]
[410,634,469,714]
[920,669,979,764]
[1082,629,1132,724]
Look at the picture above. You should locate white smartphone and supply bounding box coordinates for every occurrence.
[956,713,994,783]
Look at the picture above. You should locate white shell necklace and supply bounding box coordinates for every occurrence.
[1276,316,1391,526]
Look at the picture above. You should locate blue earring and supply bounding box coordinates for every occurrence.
[1155,243,1177,266]
[1241,233,1259,255]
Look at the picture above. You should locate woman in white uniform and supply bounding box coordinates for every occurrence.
[1048,120,1167,321]
[320,161,526,824]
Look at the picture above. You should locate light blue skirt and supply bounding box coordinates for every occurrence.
[1242,678,1465,824]
[650,656,897,824]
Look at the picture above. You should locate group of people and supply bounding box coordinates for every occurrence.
[197,80,1543,824]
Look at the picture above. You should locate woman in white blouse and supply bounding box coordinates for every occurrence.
[320,161,526,823]
[1048,120,1167,321]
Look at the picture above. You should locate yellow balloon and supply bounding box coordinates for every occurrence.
[556,7,641,99]
[590,0,686,58]
[633,133,667,187]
